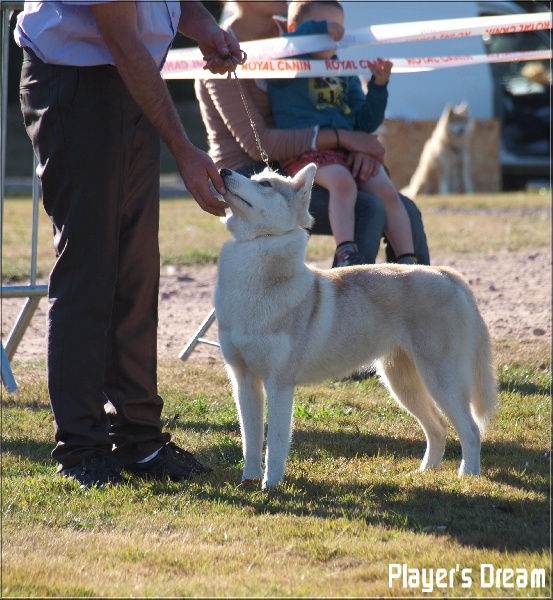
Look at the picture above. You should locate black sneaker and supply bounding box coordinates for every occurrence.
[125,442,212,482]
[332,242,367,268]
[396,253,419,265]
[58,455,124,488]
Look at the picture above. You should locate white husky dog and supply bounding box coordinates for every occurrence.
[215,164,496,489]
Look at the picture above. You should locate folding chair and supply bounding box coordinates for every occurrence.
[1,7,48,390]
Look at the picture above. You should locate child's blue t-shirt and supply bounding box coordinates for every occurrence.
[267,19,388,133]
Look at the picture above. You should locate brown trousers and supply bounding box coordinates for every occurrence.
[20,49,170,468]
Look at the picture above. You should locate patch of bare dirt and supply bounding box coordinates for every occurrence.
[2,251,551,366]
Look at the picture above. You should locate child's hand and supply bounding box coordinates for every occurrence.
[369,58,393,85]
[326,21,344,42]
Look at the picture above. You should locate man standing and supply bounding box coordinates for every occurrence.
[15,1,242,487]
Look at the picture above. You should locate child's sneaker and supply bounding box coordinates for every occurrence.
[332,242,366,268]
[397,253,419,265]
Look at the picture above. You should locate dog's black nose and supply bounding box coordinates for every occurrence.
[220,168,232,178]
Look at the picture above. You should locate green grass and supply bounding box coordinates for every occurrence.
[1,191,551,596]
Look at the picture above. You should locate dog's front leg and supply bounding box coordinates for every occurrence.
[231,367,265,483]
[462,159,473,194]
[263,381,295,489]
[438,161,452,195]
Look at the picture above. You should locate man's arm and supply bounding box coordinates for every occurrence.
[91,2,228,216]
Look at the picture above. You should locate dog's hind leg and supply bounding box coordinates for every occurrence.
[413,355,481,476]
[263,381,295,489]
[230,364,265,483]
[377,348,448,471]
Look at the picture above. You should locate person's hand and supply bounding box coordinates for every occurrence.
[369,58,393,86]
[176,143,229,217]
[348,152,381,182]
[326,21,344,42]
[198,23,245,75]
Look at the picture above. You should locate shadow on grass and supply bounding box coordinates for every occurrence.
[498,379,550,396]
[3,419,548,554]
[185,469,549,553]
[193,473,549,554]
[163,417,239,434]
[1,396,50,411]
[1,438,53,462]
[189,424,549,552]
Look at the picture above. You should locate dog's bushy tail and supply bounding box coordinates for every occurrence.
[471,319,498,432]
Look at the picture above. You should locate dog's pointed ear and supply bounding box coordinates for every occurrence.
[291,163,316,228]
[292,162,316,194]
[455,100,468,114]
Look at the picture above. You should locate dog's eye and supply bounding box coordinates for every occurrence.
[258,180,272,187]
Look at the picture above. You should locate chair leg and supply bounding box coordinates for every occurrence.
[1,345,18,392]
[178,308,219,361]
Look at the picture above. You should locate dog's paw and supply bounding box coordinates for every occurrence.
[262,478,283,490]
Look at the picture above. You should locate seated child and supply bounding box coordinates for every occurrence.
[268,0,417,266]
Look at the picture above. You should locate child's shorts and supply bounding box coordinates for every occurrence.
[281,149,350,177]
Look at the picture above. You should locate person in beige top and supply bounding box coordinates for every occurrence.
[195,0,430,266]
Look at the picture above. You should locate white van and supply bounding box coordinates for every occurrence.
[340,1,550,188]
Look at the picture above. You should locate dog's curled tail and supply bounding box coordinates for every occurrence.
[471,323,498,432]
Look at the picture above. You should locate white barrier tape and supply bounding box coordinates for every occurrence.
[394,49,552,72]
[163,12,551,72]
[162,49,552,79]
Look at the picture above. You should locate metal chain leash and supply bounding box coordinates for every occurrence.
[231,71,272,171]
[205,50,272,171]
[225,49,272,171]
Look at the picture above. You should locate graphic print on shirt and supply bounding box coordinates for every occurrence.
[309,77,351,115]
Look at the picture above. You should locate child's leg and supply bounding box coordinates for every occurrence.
[359,166,416,263]
[315,164,366,267]
[314,164,357,246]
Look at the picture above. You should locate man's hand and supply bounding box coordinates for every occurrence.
[369,58,393,86]
[176,143,228,217]
[199,23,245,76]
[178,1,244,76]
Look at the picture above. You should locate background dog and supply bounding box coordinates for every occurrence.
[215,164,496,489]
[401,102,475,198]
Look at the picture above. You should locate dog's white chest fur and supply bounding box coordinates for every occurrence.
[216,231,316,378]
